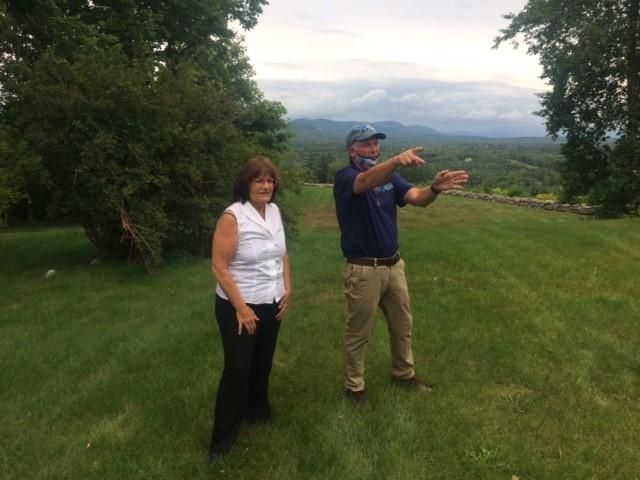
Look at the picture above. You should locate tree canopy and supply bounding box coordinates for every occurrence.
[495,0,640,216]
[0,0,288,267]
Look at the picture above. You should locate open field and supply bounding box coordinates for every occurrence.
[1,186,639,479]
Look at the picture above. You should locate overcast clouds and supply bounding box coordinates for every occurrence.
[258,77,545,137]
[241,1,548,137]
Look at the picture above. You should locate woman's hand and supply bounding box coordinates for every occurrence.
[236,304,259,335]
[276,290,292,321]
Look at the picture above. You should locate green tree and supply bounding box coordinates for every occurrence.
[305,153,334,184]
[0,0,288,268]
[494,0,640,216]
[0,126,50,224]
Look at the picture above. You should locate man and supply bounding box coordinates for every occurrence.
[334,123,469,406]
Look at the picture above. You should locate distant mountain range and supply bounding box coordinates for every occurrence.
[288,119,560,145]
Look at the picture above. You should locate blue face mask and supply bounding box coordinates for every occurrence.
[353,153,378,171]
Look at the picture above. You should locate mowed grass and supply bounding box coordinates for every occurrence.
[1,185,639,479]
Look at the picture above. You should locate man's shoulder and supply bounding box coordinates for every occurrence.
[335,164,357,176]
[334,165,358,188]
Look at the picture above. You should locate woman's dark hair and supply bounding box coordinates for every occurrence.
[232,156,280,203]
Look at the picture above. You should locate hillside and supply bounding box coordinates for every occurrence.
[287,118,561,146]
[286,121,565,196]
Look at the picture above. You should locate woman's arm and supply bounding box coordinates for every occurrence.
[277,254,292,320]
[211,212,259,335]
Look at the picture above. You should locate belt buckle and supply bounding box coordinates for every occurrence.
[373,257,378,268]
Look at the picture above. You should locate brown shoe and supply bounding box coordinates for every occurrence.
[345,389,370,407]
[392,376,433,394]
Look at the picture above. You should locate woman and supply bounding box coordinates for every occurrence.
[208,156,292,463]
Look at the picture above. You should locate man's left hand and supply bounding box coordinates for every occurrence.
[432,170,469,192]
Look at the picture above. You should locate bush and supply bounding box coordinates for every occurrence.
[506,186,526,197]
[0,1,288,270]
[534,192,558,202]
[489,187,510,196]
[590,137,640,217]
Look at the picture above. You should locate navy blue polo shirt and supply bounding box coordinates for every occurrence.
[334,165,413,258]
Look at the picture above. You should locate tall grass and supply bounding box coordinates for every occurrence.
[1,186,639,479]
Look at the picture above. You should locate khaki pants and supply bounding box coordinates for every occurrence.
[342,258,415,392]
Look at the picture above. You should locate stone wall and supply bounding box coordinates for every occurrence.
[303,183,595,215]
[442,190,594,215]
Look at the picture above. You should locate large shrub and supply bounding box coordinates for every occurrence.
[0,1,287,268]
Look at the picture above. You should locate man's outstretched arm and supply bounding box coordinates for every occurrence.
[353,147,425,194]
[404,170,470,207]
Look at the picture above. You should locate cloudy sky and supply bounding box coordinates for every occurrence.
[240,0,550,137]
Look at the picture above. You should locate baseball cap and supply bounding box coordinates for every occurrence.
[345,123,386,148]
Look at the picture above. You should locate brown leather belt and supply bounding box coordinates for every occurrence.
[347,252,400,267]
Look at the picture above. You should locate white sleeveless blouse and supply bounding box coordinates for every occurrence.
[215,201,286,304]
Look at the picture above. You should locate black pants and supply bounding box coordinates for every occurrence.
[209,295,281,455]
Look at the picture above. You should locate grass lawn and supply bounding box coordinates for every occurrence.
[1,185,639,479]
